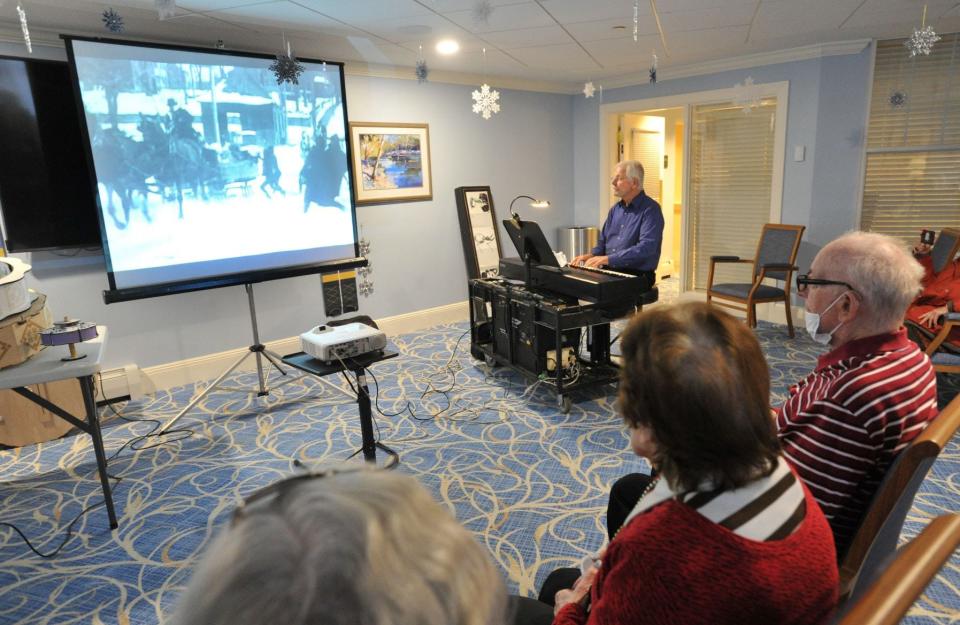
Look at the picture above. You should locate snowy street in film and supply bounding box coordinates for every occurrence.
[97,128,353,273]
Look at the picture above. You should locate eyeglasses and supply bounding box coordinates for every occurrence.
[795,274,856,294]
[232,466,362,525]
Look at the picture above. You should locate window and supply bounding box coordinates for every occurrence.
[686,99,777,290]
[861,36,960,241]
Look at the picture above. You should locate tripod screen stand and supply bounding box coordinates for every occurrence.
[159,283,349,434]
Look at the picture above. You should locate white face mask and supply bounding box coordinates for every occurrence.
[805,292,846,345]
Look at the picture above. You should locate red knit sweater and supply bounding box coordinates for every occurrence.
[554,486,838,625]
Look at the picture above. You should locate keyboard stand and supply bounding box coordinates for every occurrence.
[468,279,620,413]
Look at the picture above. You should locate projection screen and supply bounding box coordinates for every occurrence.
[64,37,362,303]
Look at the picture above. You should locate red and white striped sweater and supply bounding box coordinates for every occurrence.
[776,328,938,557]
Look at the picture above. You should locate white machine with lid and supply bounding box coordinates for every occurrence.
[300,322,386,362]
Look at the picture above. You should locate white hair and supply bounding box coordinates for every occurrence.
[618,160,645,189]
[169,470,507,625]
[817,231,924,329]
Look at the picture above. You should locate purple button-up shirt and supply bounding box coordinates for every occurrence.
[592,191,664,273]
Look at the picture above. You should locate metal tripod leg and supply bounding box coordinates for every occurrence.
[159,348,254,434]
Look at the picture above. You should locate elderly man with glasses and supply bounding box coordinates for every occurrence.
[776,231,939,558]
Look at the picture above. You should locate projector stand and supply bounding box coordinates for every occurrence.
[159,283,351,434]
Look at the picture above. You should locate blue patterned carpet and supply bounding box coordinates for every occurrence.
[0,308,957,624]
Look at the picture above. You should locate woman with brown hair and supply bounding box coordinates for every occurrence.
[515,301,839,625]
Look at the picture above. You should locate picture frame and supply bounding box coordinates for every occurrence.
[349,122,433,205]
[455,186,502,280]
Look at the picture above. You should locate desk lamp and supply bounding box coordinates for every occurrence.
[509,194,550,223]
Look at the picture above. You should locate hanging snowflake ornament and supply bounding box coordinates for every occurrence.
[270,41,305,86]
[358,238,371,257]
[889,91,908,108]
[472,0,494,26]
[16,3,31,54]
[358,280,374,297]
[583,81,596,98]
[155,0,177,20]
[472,83,500,120]
[102,8,125,33]
[906,5,940,57]
[216,39,225,50]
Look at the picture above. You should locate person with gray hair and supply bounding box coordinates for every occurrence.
[168,469,508,625]
[776,230,938,558]
[571,159,663,293]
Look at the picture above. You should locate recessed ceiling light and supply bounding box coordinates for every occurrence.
[436,39,460,55]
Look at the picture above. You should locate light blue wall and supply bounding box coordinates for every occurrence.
[1,43,574,371]
[572,45,875,272]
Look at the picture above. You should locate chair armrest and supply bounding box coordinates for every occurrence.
[761,263,797,271]
[924,317,960,355]
[710,255,744,263]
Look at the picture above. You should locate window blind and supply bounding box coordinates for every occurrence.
[862,35,960,240]
[687,100,777,290]
[630,128,662,203]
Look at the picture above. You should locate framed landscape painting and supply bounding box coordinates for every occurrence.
[349,122,433,205]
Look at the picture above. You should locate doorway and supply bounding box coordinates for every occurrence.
[599,82,788,297]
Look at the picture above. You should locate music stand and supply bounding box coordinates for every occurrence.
[502,216,558,283]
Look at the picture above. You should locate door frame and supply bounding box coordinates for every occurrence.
[598,81,790,291]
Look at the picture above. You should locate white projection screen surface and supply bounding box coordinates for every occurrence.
[65,37,360,303]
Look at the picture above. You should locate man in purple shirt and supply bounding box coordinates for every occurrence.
[572,160,664,292]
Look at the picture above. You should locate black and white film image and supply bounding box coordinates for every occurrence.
[70,42,353,281]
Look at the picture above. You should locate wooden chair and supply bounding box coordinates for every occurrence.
[834,514,960,625]
[837,392,960,601]
[920,227,960,374]
[706,223,805,337]
[924,313,960,374]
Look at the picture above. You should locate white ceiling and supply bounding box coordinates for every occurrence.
[1,0,958,91]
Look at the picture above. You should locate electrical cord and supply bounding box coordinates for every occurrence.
[0,372,195,557]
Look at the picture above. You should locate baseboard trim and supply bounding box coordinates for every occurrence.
[135,301,469,396]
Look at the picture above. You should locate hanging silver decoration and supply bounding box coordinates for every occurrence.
[583,81,596,98]
[102,8,125,33]
[358,281,374,297]
[16,3,31,54]
[472,0,494,25]
[155,0,177,20]
[905,5,940,57]
[732,76,761,114]
[270,41,305,86]
[649,52,658,84]
[415,44,429,83]
[889,91,907,108]
[358,238,371,257]
[216,39,225,50]
[633,0,639,42]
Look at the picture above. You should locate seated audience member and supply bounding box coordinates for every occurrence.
[169,469,507,625]
[608,232,939,560]
[778,231,938,557]
[517,302,839,625]
[904,234,960,353]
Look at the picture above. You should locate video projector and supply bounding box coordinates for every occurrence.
[300,322,387,362]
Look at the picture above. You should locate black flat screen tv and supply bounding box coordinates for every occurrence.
[0,55,102,252]
[64,36,362,304]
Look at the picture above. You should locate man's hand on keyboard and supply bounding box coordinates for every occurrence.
[571,253,594,267]
[584,255,609,269]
